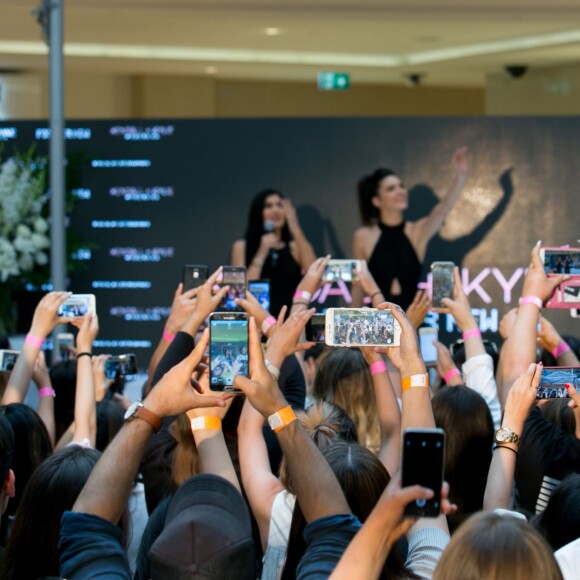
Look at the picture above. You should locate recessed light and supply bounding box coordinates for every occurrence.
[205,65,217,74]
[264,27,280,36]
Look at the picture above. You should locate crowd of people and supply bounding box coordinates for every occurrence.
[0,150,578,579]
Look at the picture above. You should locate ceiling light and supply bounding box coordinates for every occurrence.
[264,28,280,36]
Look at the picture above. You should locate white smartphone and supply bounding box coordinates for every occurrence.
[0,350,19,372]
[418,327,438,366]
[57,294,96,318]
[325,308,401,347]
[54,333,75,361]
[539,247,580,277]
[322,259,362,283]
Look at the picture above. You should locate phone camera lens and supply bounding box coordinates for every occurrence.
[416,498,427,508]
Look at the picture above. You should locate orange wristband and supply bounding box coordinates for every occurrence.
[190,416,222,432]
[401,373,429,392]
[268,405,297,433]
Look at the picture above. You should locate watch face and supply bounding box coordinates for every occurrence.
[496,428,510,442]
[124,401,141,420]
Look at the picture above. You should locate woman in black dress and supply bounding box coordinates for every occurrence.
[352,148,468,310]
[231,189,316,317]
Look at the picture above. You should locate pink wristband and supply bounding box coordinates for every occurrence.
[25,334,44,349]
[462,328,481,340]
[38,386,55,398]
[162,330,176,343]
[369,360,387,376]
[519,295,543,310]
[261,315,276,335]
[443,368,461,383]
[551,341,571,359]
[293,290,311,302]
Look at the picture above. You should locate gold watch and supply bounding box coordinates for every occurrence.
[494,426,521,449]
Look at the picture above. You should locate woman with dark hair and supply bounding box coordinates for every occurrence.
[0,445,100,579]
[231,189,316,317]
[352,148,468,310]
[432,386,494,533]
[0,403,52,545]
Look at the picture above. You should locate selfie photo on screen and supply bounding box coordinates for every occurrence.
[210,318,249,387]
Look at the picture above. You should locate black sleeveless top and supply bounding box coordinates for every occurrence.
[261,245,303,318]
[367,221,422,311]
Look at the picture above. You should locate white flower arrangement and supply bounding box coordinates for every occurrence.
[0,155,48,283]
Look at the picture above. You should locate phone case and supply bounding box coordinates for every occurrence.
[544,279,580,309]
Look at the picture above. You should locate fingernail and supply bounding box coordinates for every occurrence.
[538,361,543,367]
[536,240,542,246]
[565,383,573,390]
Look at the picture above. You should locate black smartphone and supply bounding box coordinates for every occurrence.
[536,366,579,399]
[305,313,326,343]
[402,428,445,517]
[104,353,138,379]
[431,262,455,308]
[209,312,249,392]
[0,350,19,372]
[182,264,209,292]
[217,266,246,312]
[248,279,271,312]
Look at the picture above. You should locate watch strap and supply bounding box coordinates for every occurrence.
[135,405,163,433]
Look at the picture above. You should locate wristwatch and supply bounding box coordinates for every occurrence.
[494,426,521,449]
[124,401,162,433]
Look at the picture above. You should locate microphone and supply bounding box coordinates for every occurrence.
[263,220,278,267]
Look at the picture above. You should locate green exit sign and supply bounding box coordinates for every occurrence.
[317,72,350,91]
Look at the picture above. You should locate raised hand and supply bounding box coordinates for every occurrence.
[29,291,71,338]
[405,290,431,330]
[523,245,568,303]
[164,283,198,334]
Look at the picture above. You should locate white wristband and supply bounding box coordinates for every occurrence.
[264,358,280,380]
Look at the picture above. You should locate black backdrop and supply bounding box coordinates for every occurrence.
[1,117,578,366]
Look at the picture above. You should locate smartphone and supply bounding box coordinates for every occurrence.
[57,294,96,318]
[419,327,438,366]
[182,264,209,292]
[0,350,19,372]
[217,266,246,312]
[248,279,271,312]
[324,308,402,347]
[209,312,249,392]
[322,259,361,283]
[535,366,579,399]
[105,353,138,379]
[54,333,75,361]
[539,247,580,277]
[402,428,445,517]
[305,313,326,343]
[431,262,455,308]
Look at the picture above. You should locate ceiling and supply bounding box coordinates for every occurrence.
[3,0,580,87]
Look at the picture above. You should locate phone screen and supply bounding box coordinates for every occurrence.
[542,249,580,276]
[323,260,354,283]
[105,354,138,379]
[183,265,209,292]
[431,263,455,308]
[248,280,271,312]
[209,315,249,391]
[0,350,19,372]
[218,267,246,311]
[305,313,326,343]
[536,366,580,399]
[402,429,445,517]
[57,295,92,318]
[419,328,438,364]
[330,309,397,346]
[56,334,74,360]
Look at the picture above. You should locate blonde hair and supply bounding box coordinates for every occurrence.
[434,512,563,580]
[312,348,380,453]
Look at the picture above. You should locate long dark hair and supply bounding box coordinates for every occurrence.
[282,441,413,580]
[0,403,52,543]
[432,386,494,533]
[0,445,100,579]
[243,189,291,265]
[357,168,395,225]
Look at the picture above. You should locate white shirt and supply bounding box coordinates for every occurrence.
[462,353,502,430]
[556,537,580,580]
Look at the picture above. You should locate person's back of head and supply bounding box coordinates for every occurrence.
[432,386,494,532]
[0,413,14,517]
[539,399,576,436]
[148,474,256,580]
[533,473,580,551]
[434,512,563,580]
[312,348,379,451]
[0,445,100,579]
[95,400,125,452]
[0,403,52,539]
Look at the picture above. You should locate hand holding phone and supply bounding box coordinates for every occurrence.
[431,262,455,309]
[57,294,96,318]
[182,264,209,292]
[305,313,326,343]
[216,266,246,312]
[535,366,580,399]
[402,428,445,517]
[325,308,402,347]
[105,353,138,380]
